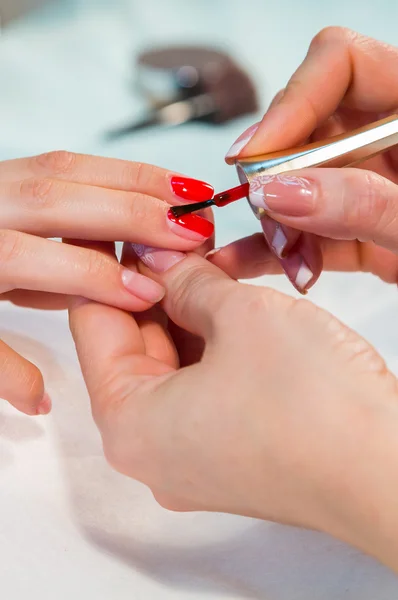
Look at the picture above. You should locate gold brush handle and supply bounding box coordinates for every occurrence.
[236,114,398,218]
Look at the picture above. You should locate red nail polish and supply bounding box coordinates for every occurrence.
[171,176,214,202]
[167,208,214,238]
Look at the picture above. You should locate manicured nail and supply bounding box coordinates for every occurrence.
[167,208,214,241]
[132,244,186,273]
[170,176,214,202]
[278,250,314,294]
[249,174,314,216]
[260,214,300,259]
[121,269,165,302]
[295,261,313,291]
[225,123,259,160]
[37,393,52,416]
[205,247,221,260]
[271,224,288,258]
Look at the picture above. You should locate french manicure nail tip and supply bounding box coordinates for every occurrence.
[205,247,221,259]
[226,137,252,158]
[248,189,270,210]
[225,124,259,159]
[271,225,287,258]
[295,262,313,290]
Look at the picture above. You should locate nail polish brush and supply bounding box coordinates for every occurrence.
[171,114,398,219]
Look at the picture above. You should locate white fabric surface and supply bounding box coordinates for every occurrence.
[1,1,398,598]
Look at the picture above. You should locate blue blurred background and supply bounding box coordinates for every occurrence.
[1,0,398,256]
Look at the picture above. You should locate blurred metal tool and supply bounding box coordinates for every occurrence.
[0,0,48,26]
[106,45,258,140]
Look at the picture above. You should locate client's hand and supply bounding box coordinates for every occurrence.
[0,151,214,414]
[214,28,398,289]
[69,244,398,573]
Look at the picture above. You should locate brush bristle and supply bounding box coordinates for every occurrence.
[171,199,214,218]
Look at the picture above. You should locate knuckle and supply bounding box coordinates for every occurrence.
[18,177,65,209]
[310,26,352,49]
[126,191,156,223]
[33,150,76,176]
[125,161,156,191]
[343,171,389,239]
[0,229,24,263]
[172,267,227,322]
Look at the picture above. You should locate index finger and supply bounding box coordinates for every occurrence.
[0,151,213,206]
[235,27,398,159]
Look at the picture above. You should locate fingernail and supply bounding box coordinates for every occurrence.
[37,393,52,416]
[294,261,313,291]
[132,244,186,273]
[271,224,288,258]
[225,123,259,160]
[261,214,299,259]
[170,176,214,202]
[205,247,221,260]
[167,208,214,241]
[279,250,314,294]
[249,174,314,216]
[121,269,165,302]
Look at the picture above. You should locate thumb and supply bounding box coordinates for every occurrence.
[248,169,398,252]
[129,244,235,338]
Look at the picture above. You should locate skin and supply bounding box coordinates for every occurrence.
[0,152,213,415]
[212,27,398,284]
[68,28,398,573]
[4,26,398,573]
[69,244,398,573]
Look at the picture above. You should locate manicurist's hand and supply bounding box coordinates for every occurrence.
[214,28,398,292]
[69,242,398,573]
[0,151,214,415]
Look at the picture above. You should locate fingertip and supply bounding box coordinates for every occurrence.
[36,393,52,416]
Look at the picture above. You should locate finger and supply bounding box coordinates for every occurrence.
[130,245,236,338]
[135,308,179,369]
[208,234,398,284]
[206,233,282,279]
[69,297,174,427]
[0,177,214,250]
[248,168,398,254]
[167,320,206,367]
[1,290,68,310]
[0,151,213,206]
[0,231,164,311]
[274,231,323,294]
[0,340,49,416]
[231,27,398,159]
[121,243,178,368]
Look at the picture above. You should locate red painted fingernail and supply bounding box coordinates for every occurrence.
[167,208,214,240]
[170,176,214,202]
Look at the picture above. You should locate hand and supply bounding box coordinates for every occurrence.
[0,151,214,414]
[69,244,398,572]
[215,28,398,290]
